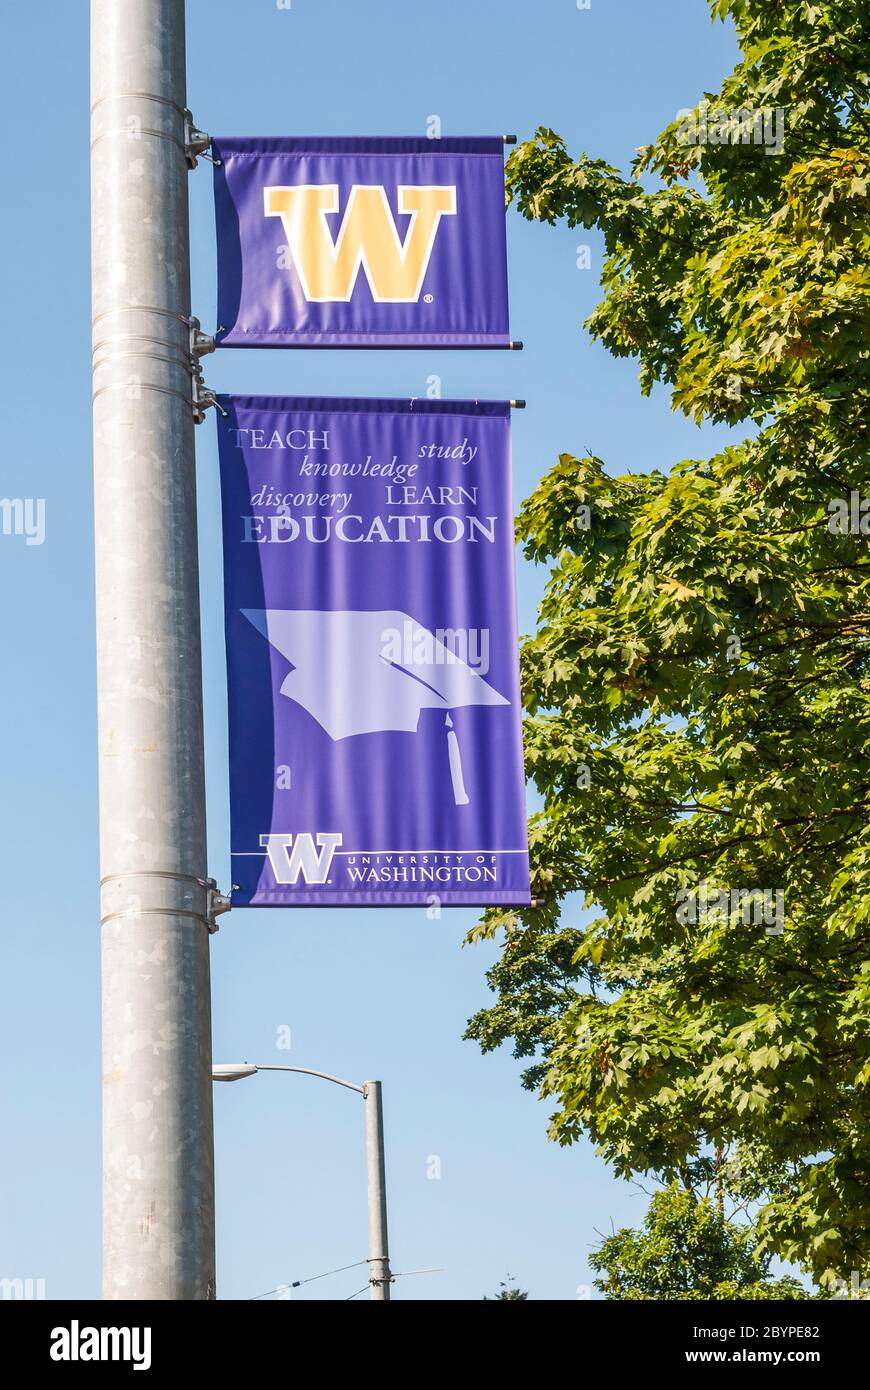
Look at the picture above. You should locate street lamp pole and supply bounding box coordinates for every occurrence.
[363,1080,390,1302]
[91,0,214,1300]
[213,1064,392,1301]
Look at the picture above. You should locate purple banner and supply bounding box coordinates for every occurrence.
[212,137,511,348]
[218,396,530,907]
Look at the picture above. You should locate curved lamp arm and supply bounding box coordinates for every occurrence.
[212,1062,365,1095]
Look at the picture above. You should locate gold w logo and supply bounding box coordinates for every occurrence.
[264,184,457,303]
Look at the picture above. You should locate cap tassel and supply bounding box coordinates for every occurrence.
[445,713,470,807]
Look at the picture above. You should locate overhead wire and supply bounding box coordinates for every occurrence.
[249,1259,368,1299]
[250,1260,444,1300]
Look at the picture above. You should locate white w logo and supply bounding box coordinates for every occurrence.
[264,184,457,303]
[260,832,343,885]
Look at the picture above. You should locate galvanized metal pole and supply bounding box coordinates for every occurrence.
[91,0,215,1298]
[364,1081,391,1300]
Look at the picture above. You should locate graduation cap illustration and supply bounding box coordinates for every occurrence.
[242,608,509,807]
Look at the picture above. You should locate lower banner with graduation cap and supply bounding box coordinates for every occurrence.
[217,395,530,907]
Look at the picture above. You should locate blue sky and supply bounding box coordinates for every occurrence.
[0,0,742,1300]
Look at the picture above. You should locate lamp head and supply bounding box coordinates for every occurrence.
[212,1063,258,1082]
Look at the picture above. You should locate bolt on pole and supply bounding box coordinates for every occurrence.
[364,1081,391,1300]
[91,0,215,1298]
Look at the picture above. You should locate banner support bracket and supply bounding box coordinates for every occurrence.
[98,870,231,934]
[206,880,233,933]
[184,109,212,168]
[190,318,222,422]
[192,378,226,423]
[190,316,216,359]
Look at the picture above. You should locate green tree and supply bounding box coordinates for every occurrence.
[484,1277,530,1301]
[591,1184,808,1300]
[467,0,870,1291]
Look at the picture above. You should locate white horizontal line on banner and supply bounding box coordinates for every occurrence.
[232,849,528,856]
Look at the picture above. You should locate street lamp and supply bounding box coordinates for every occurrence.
[212,1063,392,1301]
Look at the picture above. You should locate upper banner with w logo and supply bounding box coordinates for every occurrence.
[212,137,512,348]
